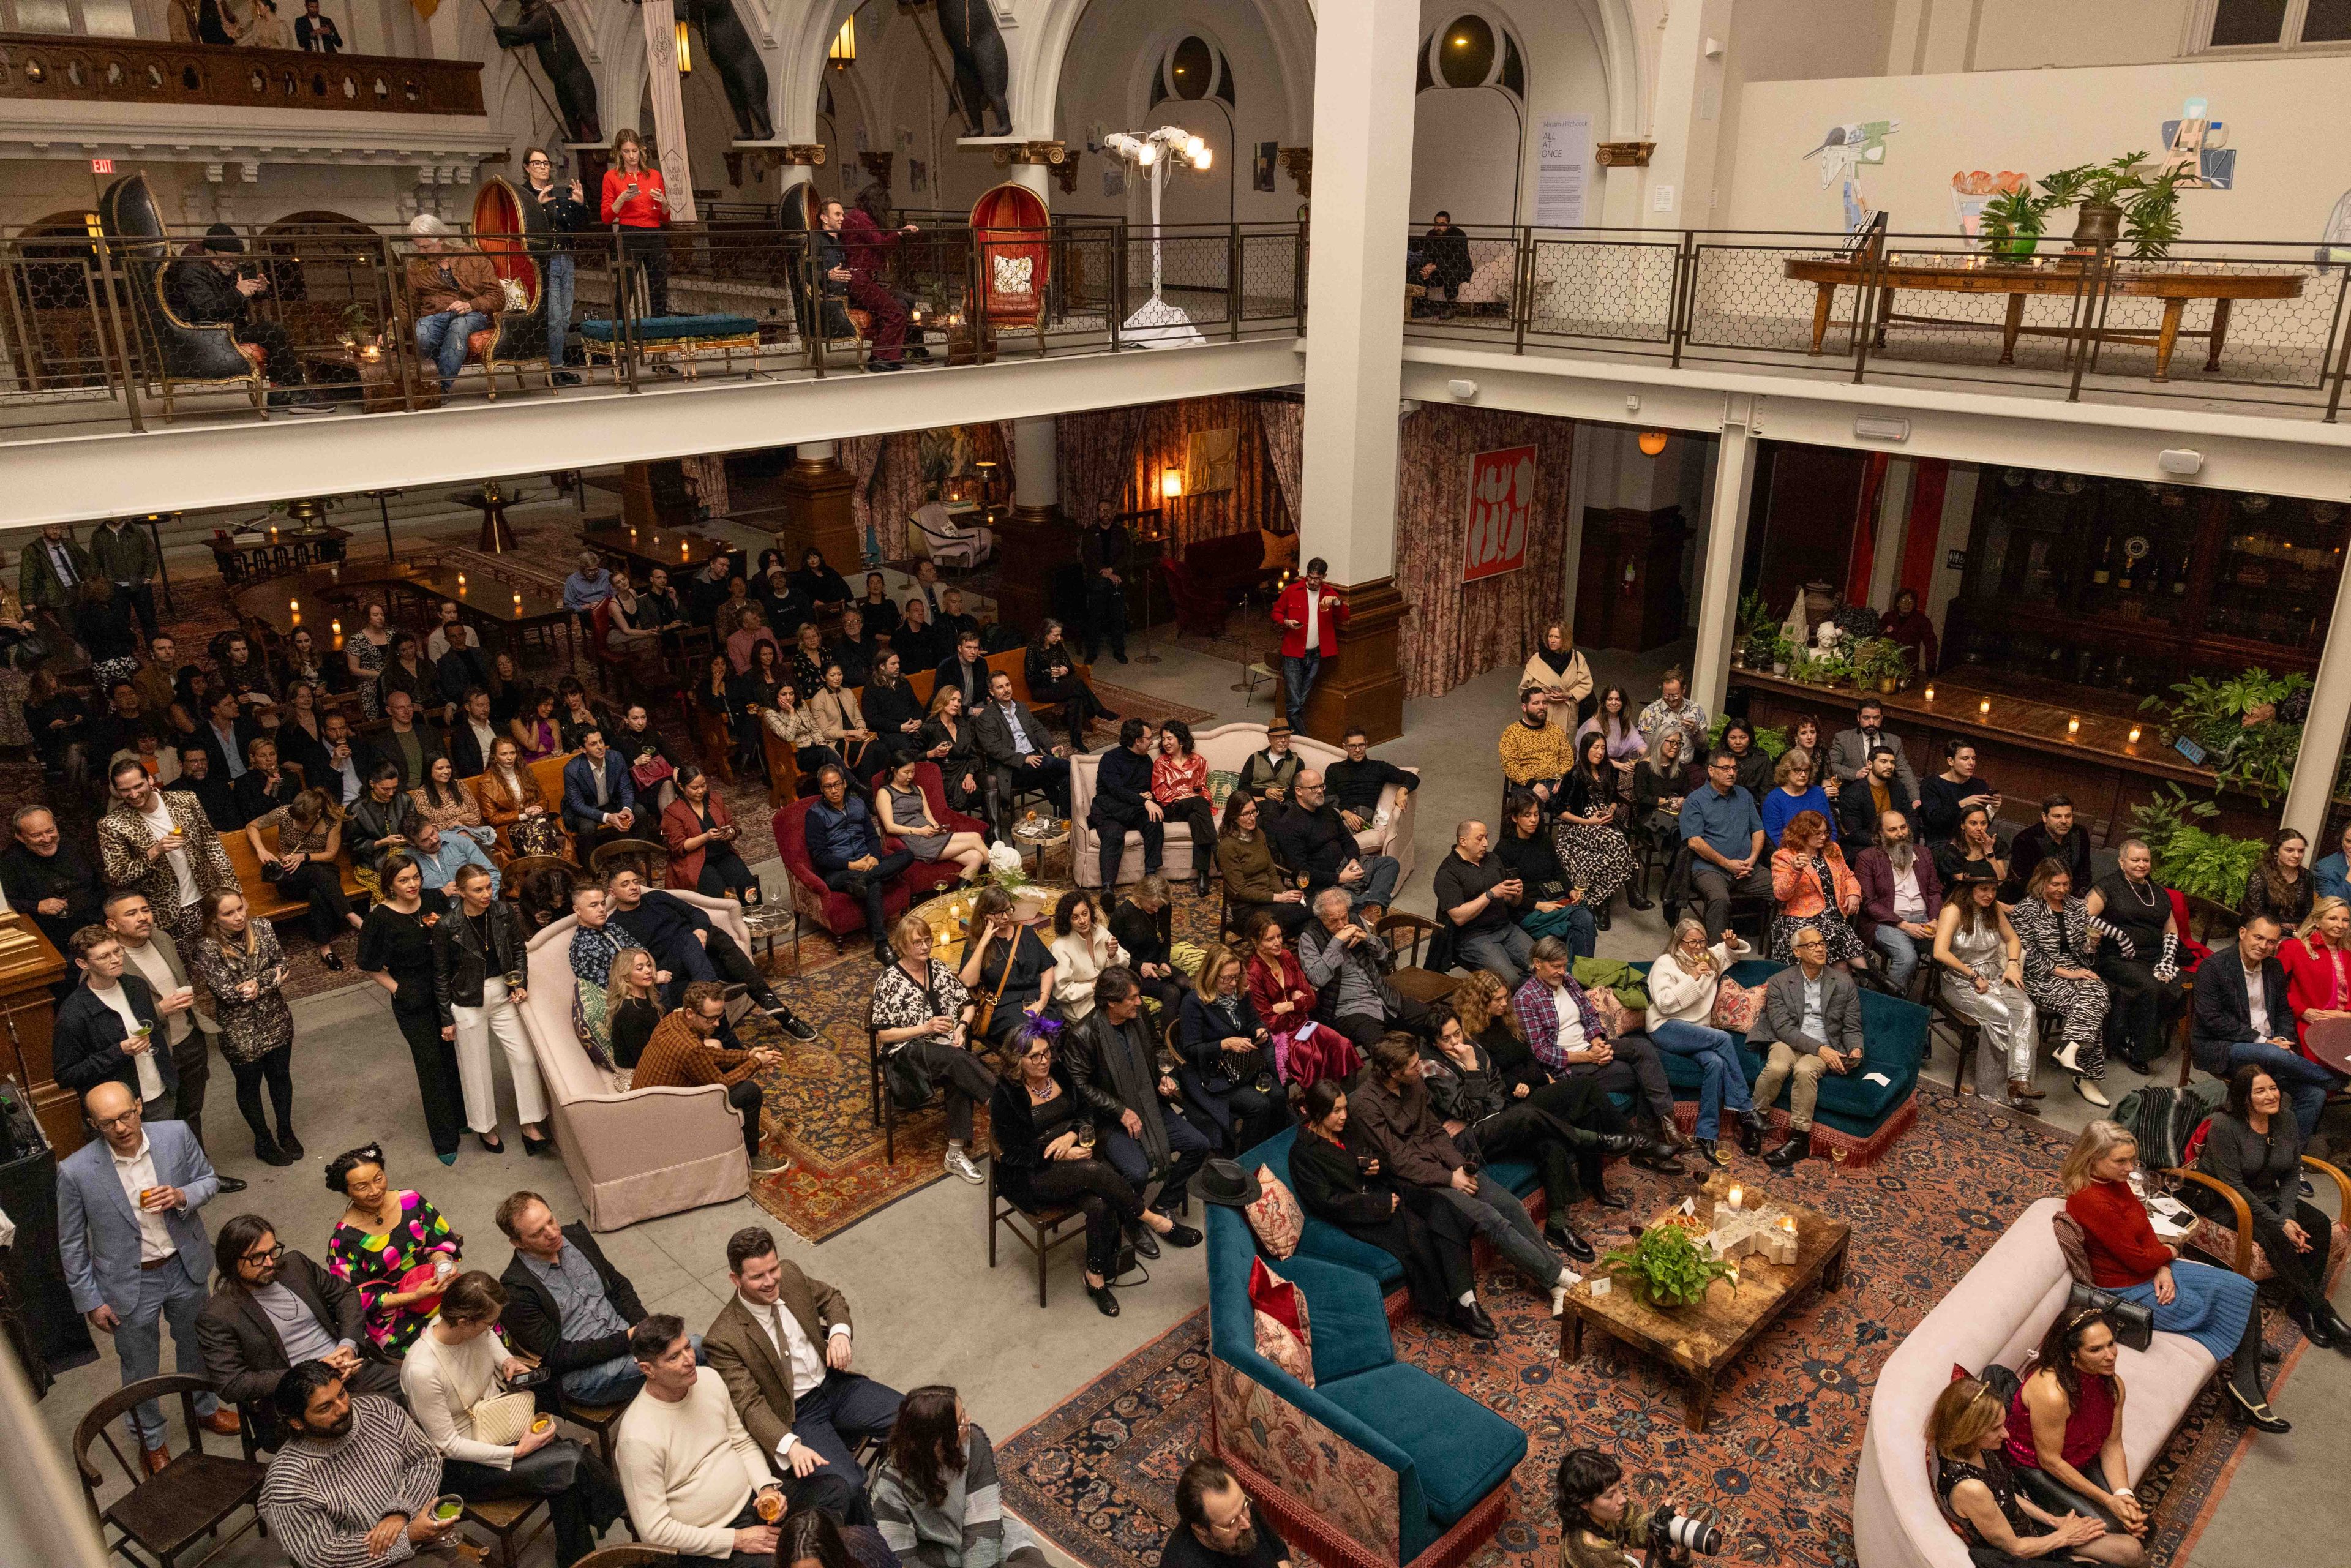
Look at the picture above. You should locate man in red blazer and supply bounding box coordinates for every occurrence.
[1272,556,1348,726]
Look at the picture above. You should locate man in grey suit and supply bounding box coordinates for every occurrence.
[972,667,1070,823]
[58,1082,236,1470]
[1749,928,1866,1169]
[1826,697,1921,809]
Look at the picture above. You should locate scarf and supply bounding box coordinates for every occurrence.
[1535,647,1573,677]
[1089,1011,1169,1173]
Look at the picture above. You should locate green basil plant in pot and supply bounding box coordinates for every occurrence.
[1597,1221,1736,1309]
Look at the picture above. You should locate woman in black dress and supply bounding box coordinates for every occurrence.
[919,685,986,817]
[989,1019,1172,1316]
[1024,618,1109,745]
[1288,1078,1488,1337]
[604,947,663,1073]
[1927,1377,2128,1566]
[695,651,753,771]
[1553,730,1644,928]
[958,885,1057,1059]
[358,853,464,1164]
[22,666,91,786]
[1719,718,1774,803]
[2185,1063,2351,1348]
[2082,838,2186,1073]
[374,631,432,716]
[76,579,143,686]
[1448,969,1682,1184]
[861,650,927,769]
[1921,739,1998,844]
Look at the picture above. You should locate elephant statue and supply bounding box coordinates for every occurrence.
[929,0,1011,138]
[494,0,601,147]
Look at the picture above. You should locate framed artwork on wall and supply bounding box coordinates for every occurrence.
[1464,444,1536,583]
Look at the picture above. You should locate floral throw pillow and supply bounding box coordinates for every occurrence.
[1711,978,1764,1035]
[1249,1256,1314,1387]
[1243,1171,1303,1259]
[991,254,1035,297]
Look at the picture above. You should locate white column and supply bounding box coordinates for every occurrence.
[1867,458,1913,610]
[1641,0,1735,230]
[1013,417,1057,510]
[1006,163,1052,202]
[1689,405,1758,719]
[2283,570,2351,839]
[796,439,836,463]
[1296,0,1420,583]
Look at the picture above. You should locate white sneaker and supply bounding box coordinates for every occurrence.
[943,1146,985,1184]
[2076,1078,2111,1108]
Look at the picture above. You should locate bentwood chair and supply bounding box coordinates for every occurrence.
[72,1375,267,1568]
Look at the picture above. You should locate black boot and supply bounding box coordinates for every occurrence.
[1763,1133,1812,1168]
[1693,1137,1728,1168]
[1625,887,1654,912]
[1567,1128,1640,1156]
[254,1133,294,1168]
[277,1129,304,1160]
[1594,904,1613,932]
[1448,1300,1499,1340]
[1737,1113,1764,1155]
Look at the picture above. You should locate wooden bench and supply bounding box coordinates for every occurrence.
[459,752,580,861]
[221,827,367,926]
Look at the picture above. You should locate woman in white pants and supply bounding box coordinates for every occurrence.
[438,861,552,1155]
[1933,869,2039,1112]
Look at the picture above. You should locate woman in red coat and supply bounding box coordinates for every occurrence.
[599,127,671,317]
[2278,896,2351,1064]
[1240,907,1359,1091]
[662,763,759,904]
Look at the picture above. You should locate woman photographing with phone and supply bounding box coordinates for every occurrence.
[601,128,670,320]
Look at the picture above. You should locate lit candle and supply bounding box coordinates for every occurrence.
[1978,697,1991,719]
[1725,1183,1744,1211]
[1923,684,1935,702]
[2128,724,2142,745]
[288,599,299,613]
[330,618,342,635]
[682,540,690,559]
[289,610,299,626]
[457,573,467,591]
[1779,1215,1797,1233]
[513,592,523,609]
[269,527,278,542]
[2067,716,2080,737]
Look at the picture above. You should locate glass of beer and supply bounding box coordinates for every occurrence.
[754,1488,784,1523]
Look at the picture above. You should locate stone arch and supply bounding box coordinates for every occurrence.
[1026,0,1316,146]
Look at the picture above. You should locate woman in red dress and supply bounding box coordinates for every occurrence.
[1241,909,1358,1091]
[2278,896,2351,1067]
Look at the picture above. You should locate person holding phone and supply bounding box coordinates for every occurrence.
[601,127,672,320]
[520,145,588,386]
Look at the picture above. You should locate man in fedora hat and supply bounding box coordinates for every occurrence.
[170,225,328,412]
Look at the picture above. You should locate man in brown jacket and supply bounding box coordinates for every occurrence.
[702,1225,899,1527]
[405,213,503,392]
[1346,1033,1578,1314]
[630,981,788,1172]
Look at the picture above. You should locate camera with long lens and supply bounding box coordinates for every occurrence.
[1647,1509,1722,1558]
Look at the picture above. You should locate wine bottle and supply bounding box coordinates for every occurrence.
[2117,543,2135,591]
[2091,535,2113,586]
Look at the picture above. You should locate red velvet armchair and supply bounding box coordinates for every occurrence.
[774,763,983,955]
[892,762,989,899]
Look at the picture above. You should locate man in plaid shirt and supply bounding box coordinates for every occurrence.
[1509,936,1683,1150]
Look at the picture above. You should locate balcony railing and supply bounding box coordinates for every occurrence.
[0,218,1307,438]
[1411,220,2351,419]
[0,33,485,116]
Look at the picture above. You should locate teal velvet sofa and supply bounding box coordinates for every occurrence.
[1608,957,1925,1164]
[1206,1199,1527,1568]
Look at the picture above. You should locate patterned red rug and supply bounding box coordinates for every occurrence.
[994,1091,2311,1568]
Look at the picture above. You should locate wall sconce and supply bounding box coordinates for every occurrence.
[675,18,692,75]
[827,14,855,70]
[1637,430,1669,457]
[1161,470,1184,500]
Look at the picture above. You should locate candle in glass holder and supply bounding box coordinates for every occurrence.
[1779,1215,1797,1233]
[512,591,523,609]
[457,573,467,591]
[681,540,690,559]
[1923,684,1935,702]
[2128,724,2142,745]
[1725,1183,1744,1210]
[269,527,278,542]
[288,599,299,614]
[2067,715,2080,737]
[1978,697,1991,719]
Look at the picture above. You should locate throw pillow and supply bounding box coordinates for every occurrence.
[1248,1256,1314,1387]
[498,276,531,311]
[1586,986,1629,1038]
[1259,530,1300,574]
[1242,1171,1304,1259]
[991,253,1034,296]
[1711,978,1764,1034]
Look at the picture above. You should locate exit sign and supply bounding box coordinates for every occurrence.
[91,158,114,174]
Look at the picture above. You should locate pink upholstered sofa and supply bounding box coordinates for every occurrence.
[513,891,754,1231]
[1853,1196,2219,1568]
[1069,722,1418,890]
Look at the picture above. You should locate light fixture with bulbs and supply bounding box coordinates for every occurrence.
[674,18,691,75]
[1100,125,1223,346]
[827,14,856,70]
[1637,430,1669,456]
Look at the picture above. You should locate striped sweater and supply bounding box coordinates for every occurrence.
[869,1424,1039,1568]
[258,1394,444,1568]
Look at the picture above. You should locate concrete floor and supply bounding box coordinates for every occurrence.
[28,633,2345,1567]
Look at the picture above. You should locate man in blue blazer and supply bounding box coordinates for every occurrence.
[58,1081,235,1469]
[560,724,638,852]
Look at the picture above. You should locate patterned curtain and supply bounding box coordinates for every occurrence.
[1257,398,1302,536]
[1057,405,1147,523]
[681,454,730,519]
[1394,406,1575,700]
[840,435,885,564]
[1127,394,1284,553]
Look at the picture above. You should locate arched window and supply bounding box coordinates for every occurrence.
[1417,12,1526,99]
[1149,32,1234,110]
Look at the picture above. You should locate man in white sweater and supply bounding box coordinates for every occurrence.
[615,1315,786,1568]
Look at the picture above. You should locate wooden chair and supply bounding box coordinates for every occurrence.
[554,1394,631,1469]
[2168,1154,2351,1281]
[461,1493,555,1568]
[1377,912,1457,1006]
[72,1375,268,1568]
[590,837,668,885]
[987,1152,1089,1308]
[760,720,803,809]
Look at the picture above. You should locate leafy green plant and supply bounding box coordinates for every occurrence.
[1978,187,2050,257]
[2139,668,2308,803]
[1706,714,1791,760]
[1848,637,1911,688]
[2124,170,2184,260]
[2125,783,2216,868]
[1598,1222,1735,1308]
[2127,784,2260,907]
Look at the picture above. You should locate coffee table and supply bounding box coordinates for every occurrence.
[1558,1188,1850,1433]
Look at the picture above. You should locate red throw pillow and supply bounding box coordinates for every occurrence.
[1248,1256,1314,1387]
[1711,978,1764,1034]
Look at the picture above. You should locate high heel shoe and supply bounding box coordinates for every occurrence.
[1087,1280,1120,1317]
[521,1130,553,1157]
[2224,1384,2292,1433]
[477,1131,506,1155]
[2075,1077,2111,1108]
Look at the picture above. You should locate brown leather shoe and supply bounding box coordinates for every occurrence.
[201,1408,242,1436]
[2008,1078,2046,1101]
[140,1442,170,1477]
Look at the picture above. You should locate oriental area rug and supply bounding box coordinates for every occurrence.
[995,1092,2310,1568]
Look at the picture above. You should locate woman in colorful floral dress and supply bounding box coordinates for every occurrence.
[324,1142,462,1356]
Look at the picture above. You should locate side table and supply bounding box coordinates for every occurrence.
[304,348,401,413]
[743,904,798,976]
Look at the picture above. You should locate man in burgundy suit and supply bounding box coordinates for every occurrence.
[834,192,915,369]
[1271,557,1349,727]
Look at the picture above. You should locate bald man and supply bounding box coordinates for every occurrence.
[56,1083,233,1470]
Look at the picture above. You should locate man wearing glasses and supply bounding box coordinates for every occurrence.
[198,1213,402,1449]
[57,1082,234,1474]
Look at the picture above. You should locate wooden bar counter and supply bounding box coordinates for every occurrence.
[1730,668,2281,843]
[0,914,73,1153]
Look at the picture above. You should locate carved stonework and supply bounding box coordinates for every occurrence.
[1052,146,1082,195]
[1595,140,1655,168]
[1278,145,1311,198]
[990,139,1065,168]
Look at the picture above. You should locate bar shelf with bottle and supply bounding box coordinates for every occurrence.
[1942,469,2347,701]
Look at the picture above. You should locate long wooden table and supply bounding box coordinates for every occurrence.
[581,523,737,581]
[1783,255,2306,381]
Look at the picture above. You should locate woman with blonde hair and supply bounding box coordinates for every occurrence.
[600,127,670,315]
[872,914,996,1184]
[1175,941,1282,1154]
[245,784,363,967]
[919,682,984,815]
[2281,894,2351,1063]
[2059,1119,2284,1432]
[1927,1374,2142,1564]
[1646,916,1760,1166]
